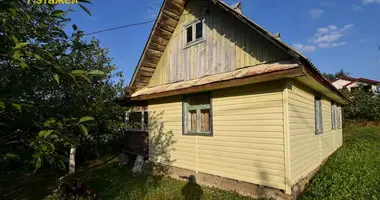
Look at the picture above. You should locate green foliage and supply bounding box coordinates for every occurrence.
[343,86,380,121]
[0,0,126,172]
[301,125,380,200]
[322,68,349,81]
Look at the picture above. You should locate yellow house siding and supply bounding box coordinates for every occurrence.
[148,82,286,190]
[148,96,196,171]
[148,1,289,86]
[288,82,343,185]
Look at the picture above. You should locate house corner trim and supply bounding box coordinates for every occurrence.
[282,81,292,194]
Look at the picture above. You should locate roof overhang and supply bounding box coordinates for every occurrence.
[131,60,303,100]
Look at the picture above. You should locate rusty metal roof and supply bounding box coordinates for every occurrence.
[132,60,300,99]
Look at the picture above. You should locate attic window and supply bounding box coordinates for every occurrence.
[184,19,205,47]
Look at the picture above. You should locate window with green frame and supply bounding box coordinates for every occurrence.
[182,93,212,136]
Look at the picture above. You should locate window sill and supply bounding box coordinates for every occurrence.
[183,132,212,136]
[184,38,205,49]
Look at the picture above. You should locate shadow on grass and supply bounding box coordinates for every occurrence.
[0,167,63,200]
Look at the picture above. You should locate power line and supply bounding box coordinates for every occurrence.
[83,20,155,36]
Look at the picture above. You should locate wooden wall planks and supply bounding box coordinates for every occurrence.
[149,1,289,87]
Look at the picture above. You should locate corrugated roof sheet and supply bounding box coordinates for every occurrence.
[132,60,300,98]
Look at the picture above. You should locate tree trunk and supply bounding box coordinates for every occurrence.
[69,145,76,174]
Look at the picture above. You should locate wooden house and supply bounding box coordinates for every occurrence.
[125,0,350,198]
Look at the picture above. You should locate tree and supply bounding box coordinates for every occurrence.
[343,86,380,122]
[322,68,350,81]
[0,0,126,172]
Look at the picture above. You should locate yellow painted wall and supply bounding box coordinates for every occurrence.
[148,82,287,190]
[149,0,289,86]
[288,81,343,185]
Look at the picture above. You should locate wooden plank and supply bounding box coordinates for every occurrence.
[160,13,179,27]
[140,66,156,72]
[158,22,176,33]
[149,42,166,52]
[132,67,304,100]
[145,55,160,64]
[155,27,173,40]
[170,0,185,9]
[141,62,156,68]
[163,9,180,21]
[138,70,154,77]
[151,35,169,46]
[171,0,185,7]
[146,49,163,58]
[135,77,150,84]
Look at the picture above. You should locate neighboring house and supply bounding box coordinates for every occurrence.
[332,76,380,93]
[124,0,350,198]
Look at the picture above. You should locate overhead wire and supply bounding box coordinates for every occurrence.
[83,20,155,36]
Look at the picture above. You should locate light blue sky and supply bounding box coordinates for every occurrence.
[65,0,380,84]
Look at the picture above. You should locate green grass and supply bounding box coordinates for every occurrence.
[300,125,380,200]
[73,160,255,200]
[0,158,254,200]
[2,124,379,200]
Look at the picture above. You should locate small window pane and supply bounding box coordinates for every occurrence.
[315,97,323,134]
[128,112,142,130]
[196,22,203,39]
[187,110,197,132]
[200,109,210,132]
[331,104,336,130]
[186,26,193,43]
[337,107,341,129]
[143,111,149,130]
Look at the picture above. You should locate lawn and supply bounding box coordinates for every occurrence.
[0,157,254,200]
[1,124,379,200]
[300,125,380,199]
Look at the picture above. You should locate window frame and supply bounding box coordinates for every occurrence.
[315,96,323,135]
[336,106,342,129]
[125,110,149,132]
[182,93,213,136]
[184,18,206,49]
[331,102,337,130]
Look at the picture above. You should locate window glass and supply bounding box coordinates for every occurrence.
[187,110,197,132]
[200,109,210,132]
[195,22,203,39]
[331,103,336,130]
[183,93,212,135]
[128,112,142,130]
[315,97,323,135]
[337,106,341,129]
[127,111,148,131]
[186,26,193,43]
[143,111,149,130]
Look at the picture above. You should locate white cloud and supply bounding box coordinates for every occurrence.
[293,24,353,53]
[292,44,316,53]
[328,25,338,30]
[318,28,329,34]
[362,0,380,4]
[331,42,347,47]
[313,24,354,44]
[308,8,324,19]
[318,43,330,48]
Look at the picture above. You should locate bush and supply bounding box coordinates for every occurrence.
[343,87,380,122]
[45,177,95,200]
